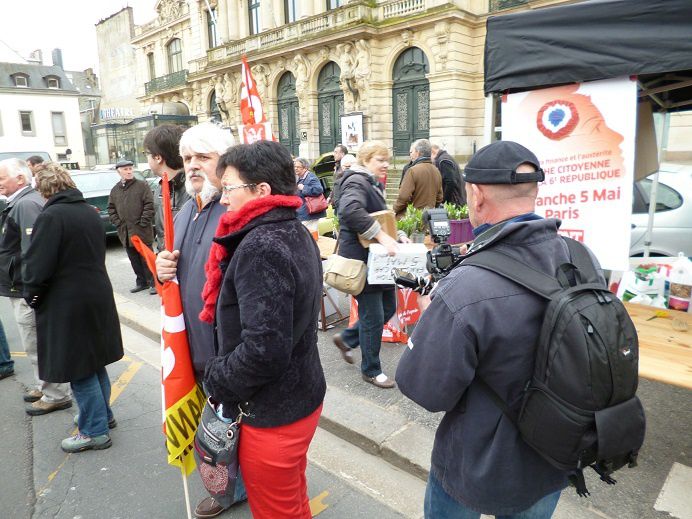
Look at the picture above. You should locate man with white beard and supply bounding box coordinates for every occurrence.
[156,122,233,382]
[155,123,244,518]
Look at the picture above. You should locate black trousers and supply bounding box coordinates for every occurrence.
[125,244,153,288]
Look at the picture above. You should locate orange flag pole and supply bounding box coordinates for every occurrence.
[132,173,205,518]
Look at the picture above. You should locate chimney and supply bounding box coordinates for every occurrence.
[52,48,64,69]
[28,49,43,65]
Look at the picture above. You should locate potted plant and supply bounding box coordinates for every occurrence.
[397,204,425,243]
[444,202,474,244]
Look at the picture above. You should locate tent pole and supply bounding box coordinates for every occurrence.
[643,111,670,259]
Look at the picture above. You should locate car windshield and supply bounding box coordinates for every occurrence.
[71,171,145,193]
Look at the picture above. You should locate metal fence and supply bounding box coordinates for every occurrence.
[489,0,529,11]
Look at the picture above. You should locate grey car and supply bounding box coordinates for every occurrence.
[630,164,692,257]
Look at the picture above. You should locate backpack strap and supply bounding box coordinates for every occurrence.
[561,237,602,285]
[461,249,562,300]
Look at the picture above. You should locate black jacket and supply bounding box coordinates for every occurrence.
[23,189,123,382]
[0,187,44,297]
[434,150,465,206]
[153,170,190,252]
[336,166,393,294]
[107,178,154,247]
[204,206,326,427]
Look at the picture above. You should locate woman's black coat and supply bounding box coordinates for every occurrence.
[204,206,326,428]
[23,188,123,383]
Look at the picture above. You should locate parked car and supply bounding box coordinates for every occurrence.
[630,164,692,257]
[312,152,337,198]
[70,169,148,237]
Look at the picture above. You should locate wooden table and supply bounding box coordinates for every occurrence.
[624,303,692,390]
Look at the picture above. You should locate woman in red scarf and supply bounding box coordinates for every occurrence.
[200,140,325,518]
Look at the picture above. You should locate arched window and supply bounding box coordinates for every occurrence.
[167,38,183,73]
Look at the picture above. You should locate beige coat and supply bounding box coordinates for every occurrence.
[393,161,443,219]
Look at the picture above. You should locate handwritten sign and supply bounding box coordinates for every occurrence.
[367,243,428,285]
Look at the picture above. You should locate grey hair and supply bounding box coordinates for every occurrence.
[294,157,310,169]
[412,139,432,157]
[341,154,356,168]
[179,122,235,156]
[0,158,32,183]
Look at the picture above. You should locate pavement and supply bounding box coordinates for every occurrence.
[114,287,692,519]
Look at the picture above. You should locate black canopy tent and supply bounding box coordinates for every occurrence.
[483,0,692,258]
[484,0,692,110]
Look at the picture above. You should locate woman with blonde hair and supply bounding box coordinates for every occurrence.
[23,163,123,453]
[332,141,409,388]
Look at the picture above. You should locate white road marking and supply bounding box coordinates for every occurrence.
[654,462,692,519]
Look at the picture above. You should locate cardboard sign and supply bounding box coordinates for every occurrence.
[367,243,428,285]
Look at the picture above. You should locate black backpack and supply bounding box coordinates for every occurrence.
[462,237,645,496]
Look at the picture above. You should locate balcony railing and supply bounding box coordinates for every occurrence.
[381,0,426,19]
[489,0,529,11]
[206,2,371,65]
[145,69,188,95]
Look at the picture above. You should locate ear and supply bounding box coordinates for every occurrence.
[256,182,272,197]
[470,183,484,209]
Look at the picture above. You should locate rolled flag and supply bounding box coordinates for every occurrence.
[131,172,205,476]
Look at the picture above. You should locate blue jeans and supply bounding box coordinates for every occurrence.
[71,367,114,437]
[340,289,396,377]
[0,318,13,374]
[425,474,560,519]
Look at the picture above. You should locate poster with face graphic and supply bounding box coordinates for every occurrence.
[502,77,637,271]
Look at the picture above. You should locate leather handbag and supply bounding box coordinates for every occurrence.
[194,398,245,509]
[305,193,329,215]
[323,254,367,295]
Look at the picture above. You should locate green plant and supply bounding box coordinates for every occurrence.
[396,204,424,236]
[443,202,469,220]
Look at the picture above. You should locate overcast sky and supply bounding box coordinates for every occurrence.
[3,0,157,73]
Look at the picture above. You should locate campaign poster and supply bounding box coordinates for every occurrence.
[502,77,637,271]
[341,113,364,151]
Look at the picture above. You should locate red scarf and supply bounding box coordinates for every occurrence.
[199,194,303,323]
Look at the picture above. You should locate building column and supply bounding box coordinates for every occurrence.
[226,0,240,40]
[260,0,273,31]
[216,1,230,43]
[313,0,323,17]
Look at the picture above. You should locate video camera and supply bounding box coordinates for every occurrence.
[393,208,465,294]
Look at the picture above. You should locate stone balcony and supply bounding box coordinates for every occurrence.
[202,0,440,68]
[144,69,188,95]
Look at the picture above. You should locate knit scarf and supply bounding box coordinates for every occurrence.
[199,194,303,323]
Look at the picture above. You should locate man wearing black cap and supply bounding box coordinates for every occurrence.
[396,141,598,518]
[107,160,155,293]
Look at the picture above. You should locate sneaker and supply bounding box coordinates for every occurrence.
[148,286,158,295]
[362,373,396,389]
[0,369,14,381]
[23,389,43,402]
[73,414,117,429]
[61,432,112,453]
[333,334,355,364]
[194,496,225,518]
[26,399,72,416]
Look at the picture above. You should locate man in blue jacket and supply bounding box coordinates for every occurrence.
[396,141,573,518]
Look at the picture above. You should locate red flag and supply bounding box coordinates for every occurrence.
[239,56,277,143]
[132,173,205,476]
[240,55,265,125]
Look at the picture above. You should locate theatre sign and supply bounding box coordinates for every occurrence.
[99,107,136,120]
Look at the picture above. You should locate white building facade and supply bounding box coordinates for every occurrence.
[0,62,85,164]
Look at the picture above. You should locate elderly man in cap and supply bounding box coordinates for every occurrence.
[107,160,155,293]
[396,141,601,518]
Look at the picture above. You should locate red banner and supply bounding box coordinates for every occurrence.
[348,288,421,344]
[132,173,205,476]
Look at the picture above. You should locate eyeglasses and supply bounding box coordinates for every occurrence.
[221,183,256,193]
